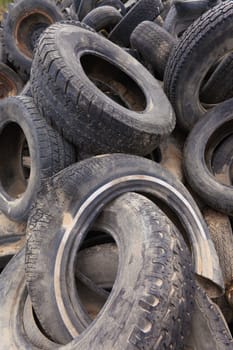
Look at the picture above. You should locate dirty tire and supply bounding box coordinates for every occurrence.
[82,6,122,32]
[184,98,233,215]
[0,249,59,350]
[31,21,175,156]
[0,235,25,271]
[26,188,195,346]
[96,0,126,14]
[3,0,63,80]
[184,285,233,350]
[130,20,177,80]
[20,81,32,97]
[200,52,233,104]
[0,96,76,221]
[164,1,233,131]
[108,0,163,47]
[0,62,23,98]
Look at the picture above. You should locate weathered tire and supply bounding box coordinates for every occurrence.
[3,0,63,80]
[108,0,163,47]
[31,22,175,156]
[164,1,233,131]
[26,189,195,346]
[96,0,126,14]
[200,52,233,104]
[211,134,233,186]
[130,20,177,80]
[20,81,32,97]
[184,285,233,350]
[183,98,233,215]
[0,62,23,98]
[82,6,122,33]
[0,96,76,221]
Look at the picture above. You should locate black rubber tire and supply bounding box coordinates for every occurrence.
[163,4,201,39]
[200,52,233,104]
[0,235,25,272]
[184,285,233,350]
[0,27,7,63]
[82,6,122,33]
[31,22,175,156]
[174,0,214,16]
[20,81,32,97]
[0,96,76,221]
[96,0,126,14]
[164,1,233,131]
[130,20,177,80]
[183,98,233,215]
[0,62,23,98]
[108,0,163,47]
[3,0,63,80]
[26,189,194,346]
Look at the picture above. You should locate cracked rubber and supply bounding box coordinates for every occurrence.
[31,21,175,156]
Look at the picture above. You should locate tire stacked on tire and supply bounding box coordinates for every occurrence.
[0,0,233,349]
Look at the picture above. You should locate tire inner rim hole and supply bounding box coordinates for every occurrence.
[15,12,53,58]
[75,231,118,321]
[0,72,17,98]
[80,54,147,111]
[0,122,31,199]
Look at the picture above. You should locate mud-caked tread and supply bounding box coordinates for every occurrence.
[164,1,233,130]
[130,20,177,80]
[31,21,175,156]
[26,186,195,347]
[108,0,163,47]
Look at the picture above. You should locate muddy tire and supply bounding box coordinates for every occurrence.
[0,62,23,98]
[108,0,163,47]
[31,22,175,156]
[164,1,233,131]
[26,188,194,346]
[184,98,233,215]
[3,0,63,80]
[0,96,76,221]
[130,20,176,80]
[82,6,122,32]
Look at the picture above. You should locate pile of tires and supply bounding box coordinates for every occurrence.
[0,0,233,349]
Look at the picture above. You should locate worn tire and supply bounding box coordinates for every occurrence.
[131,20,177,80]
[164,1,233,131]
[82,6,122,32]
[108,0,163,47]
[0,96,76,221]
[26,188,194,346]
[96,0,126,14]
[31,21,175,156]
[184,98,233,215]
[200,52,233,104]
[0,62,23,98]
[3,0,63,80]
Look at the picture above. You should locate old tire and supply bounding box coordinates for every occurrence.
[0,96,76,221]
[82,6,122,32]
[3,0,63,80]
[0,62,23,98]
[26,189,194,346]
[130,20,177,80]
[164,1,233,131]
[183,98,233,215]
[31,22,175,156]
[108,0,163,47]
